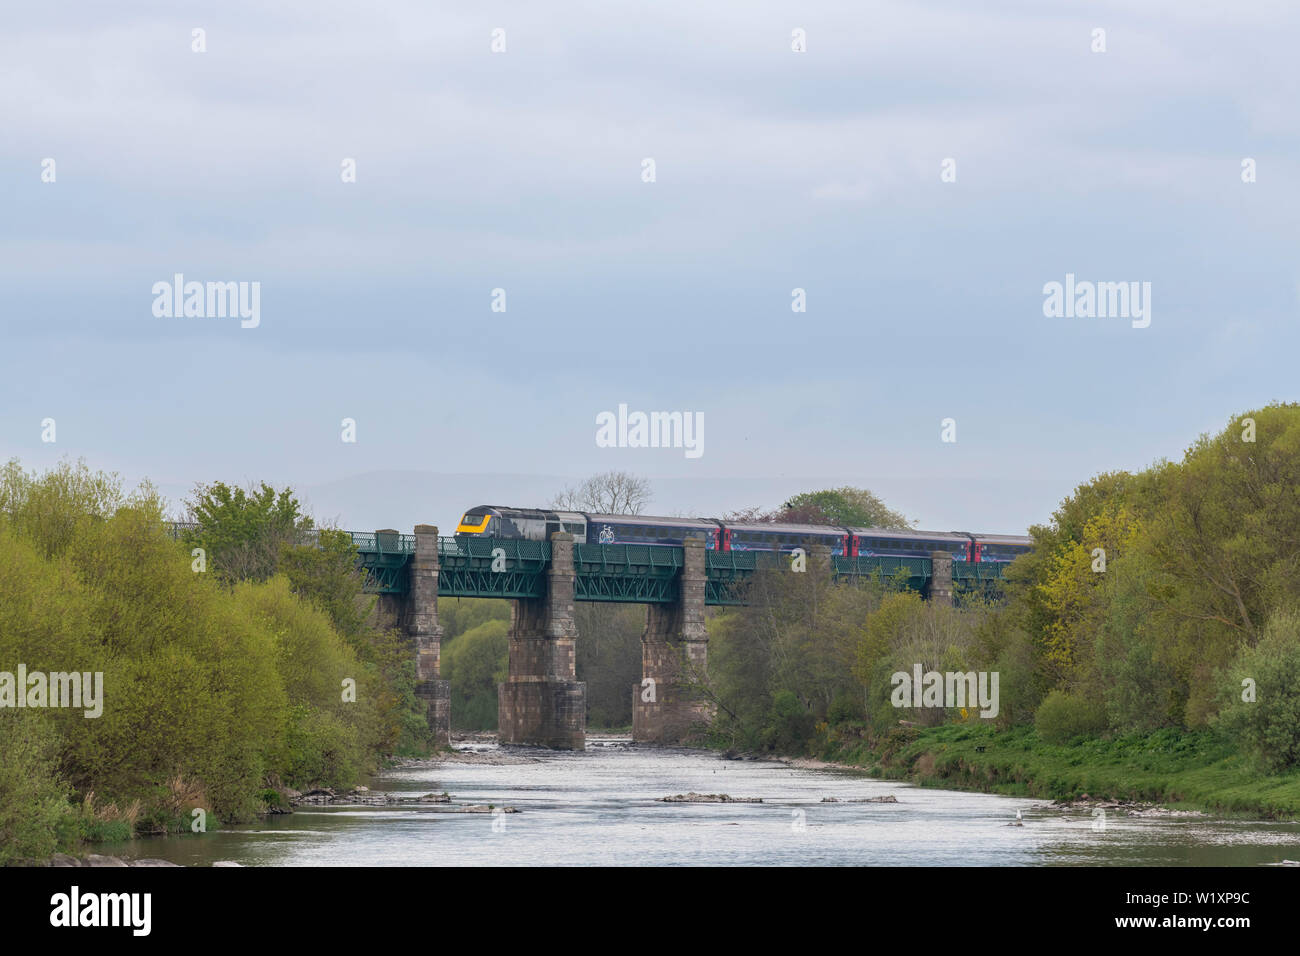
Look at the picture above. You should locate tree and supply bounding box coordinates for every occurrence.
[0,457,130,558]
[852,590,982,729]
[1147,404,1300,646]
[441,619,509,731]
[731,487,911,528]
[280,528,369,640]
[551,471,651,514]
[183,481,312,582]
[706,564,892,750]
[1214,608,1300,772]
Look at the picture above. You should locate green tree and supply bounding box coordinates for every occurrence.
[777,487,911,529]
[183,481,312,582]
[442,619,509,730]
[0,713,75,865]
[1214,608,1300,772]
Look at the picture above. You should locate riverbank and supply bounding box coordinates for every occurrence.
[777,724,1300,820]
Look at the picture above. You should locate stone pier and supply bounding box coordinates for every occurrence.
[497,532,586,749]
[408,525,450,746]
[633,537,710,744]
[929,550,953,606]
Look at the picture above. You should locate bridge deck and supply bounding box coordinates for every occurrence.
[166,524,1004,603]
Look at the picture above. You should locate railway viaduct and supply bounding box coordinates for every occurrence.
[355,526,1005,751]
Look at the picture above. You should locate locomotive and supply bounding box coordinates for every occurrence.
[454,505,1031,562]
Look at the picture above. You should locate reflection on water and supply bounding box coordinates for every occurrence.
[97,739,1300,866]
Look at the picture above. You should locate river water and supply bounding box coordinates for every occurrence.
[99,737,1300,866]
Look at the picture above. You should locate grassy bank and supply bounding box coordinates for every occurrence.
[814,724,1300,820]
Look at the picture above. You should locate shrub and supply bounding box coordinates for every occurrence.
[0,713,75,864]
[1214,610,1300,772]
[1034,690,1107,744]
[761,690,815,753]
[442,619,508,731]
[828,689,865,725]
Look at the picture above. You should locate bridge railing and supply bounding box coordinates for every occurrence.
[437,536,551,562]
[348,530,418,554]
[832,555,932,580]
[952,560,1006,582]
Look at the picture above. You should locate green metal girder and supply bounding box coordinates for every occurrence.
[350,530,417,594]
[575,574,677,603]
[437,536,550,598]
[952,561,1007,607]
[438,566,546,599]
[952,560,1006,582]
[358,558,409,594]
[832,555,931,582]
[704,550,768,605]
[572,543,681,603]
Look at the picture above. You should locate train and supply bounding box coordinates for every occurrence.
[453,505,1033,563]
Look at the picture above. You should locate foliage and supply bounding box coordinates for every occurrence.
[823,723,1300,819]
[706,565,893,751]
[776,486,911,529]
[0,460,420,858]
[575,603,643,728]
[0,713,75,865]
[702,404,1300,786]
[182,481,312,583]
[441,619,508,731]
[1213,609,1300,772]
[1034,690,1107,744]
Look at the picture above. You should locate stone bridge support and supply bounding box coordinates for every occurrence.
[928,550,953,606]
[409,525,451,745]
[498,532,586,749]
[373,526,451,746]
[633,537,710,744]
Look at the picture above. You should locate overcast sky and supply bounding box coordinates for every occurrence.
[3,1,1298,534]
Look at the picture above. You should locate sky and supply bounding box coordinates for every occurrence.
[3,1,1298,535]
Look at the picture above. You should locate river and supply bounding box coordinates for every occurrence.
[97,737,1300,866]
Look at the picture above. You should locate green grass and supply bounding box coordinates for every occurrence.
[821,724,1300,819]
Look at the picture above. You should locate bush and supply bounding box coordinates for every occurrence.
[1214,610,1300,772]
[0,713,75,864]
[827,689,865,725]
[0,460,408,849]
[1034,690,1107,744]
[442,619,508,731]
[761,691,815,753]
